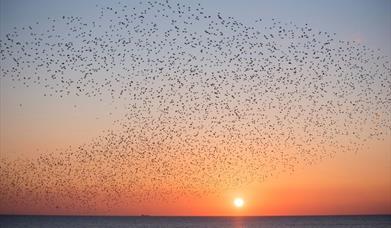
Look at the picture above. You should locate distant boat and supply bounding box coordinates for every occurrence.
[140,214,151,217]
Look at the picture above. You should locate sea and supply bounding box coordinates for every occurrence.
[0,215,390,228]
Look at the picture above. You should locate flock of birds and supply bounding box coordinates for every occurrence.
[0,0,390,212]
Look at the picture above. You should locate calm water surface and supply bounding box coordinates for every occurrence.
[1,215,390,228]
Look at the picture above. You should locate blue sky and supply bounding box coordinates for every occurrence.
[1,0,390,53]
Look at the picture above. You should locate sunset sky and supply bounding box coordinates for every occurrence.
[0,0,390,216]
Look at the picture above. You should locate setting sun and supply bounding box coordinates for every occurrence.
[233,198,245,208]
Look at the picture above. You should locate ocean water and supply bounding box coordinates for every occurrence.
[1,215,390,228]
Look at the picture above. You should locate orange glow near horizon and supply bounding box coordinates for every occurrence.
[0,140,390,216]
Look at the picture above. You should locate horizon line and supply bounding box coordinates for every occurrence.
[1,213,390,217]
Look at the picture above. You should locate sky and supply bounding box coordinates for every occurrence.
[0,0,390,216]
